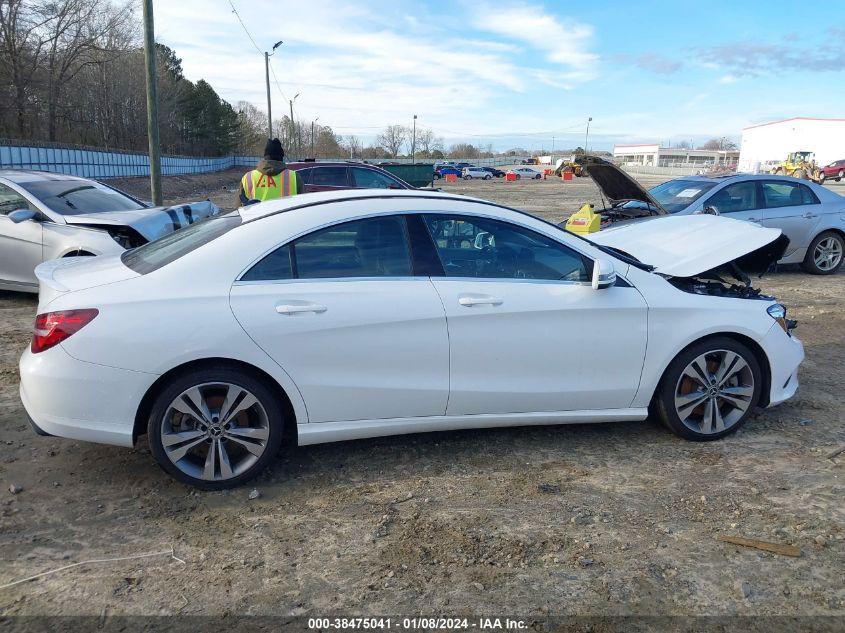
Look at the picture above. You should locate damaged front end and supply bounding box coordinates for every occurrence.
[667,234,790,301]
[589,214,793,307]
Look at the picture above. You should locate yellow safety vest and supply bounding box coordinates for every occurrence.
[241,168,297,201]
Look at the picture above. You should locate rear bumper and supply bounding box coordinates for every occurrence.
[19,345,156,447]
[762,324,804,407]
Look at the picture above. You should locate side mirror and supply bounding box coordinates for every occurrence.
[592,258,616,290]
[701,206,720,216]
[8,208,38,224]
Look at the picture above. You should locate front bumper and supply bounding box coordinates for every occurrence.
[19,345,157,447]
[761,324,804,407]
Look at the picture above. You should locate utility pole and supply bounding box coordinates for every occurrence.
[288,93,299,157]
[142,0,162,206]
[584,117,593,155]
[310,117,319,157]
[264,53,272,138]
[412,114,417,164]
[264,40,282,139]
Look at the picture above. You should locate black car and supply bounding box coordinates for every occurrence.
[481,167,505,178]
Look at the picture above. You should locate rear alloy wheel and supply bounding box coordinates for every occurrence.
[803,231,844,275]
[484,174,492,180]
[654,338,762,441]
[148,367,283,489]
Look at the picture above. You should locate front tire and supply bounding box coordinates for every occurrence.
[802,231,844,275]
[147,366,284,489]
[837,169,843,182]
[653,337,762,441]
[818,171,826,184]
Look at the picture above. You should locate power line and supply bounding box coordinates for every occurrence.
[268,59,288,104]
[226,0,263,56]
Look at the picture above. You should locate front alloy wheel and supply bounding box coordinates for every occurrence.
[673,351,754,435]
[654,338,762,441]
[148,368,283,489]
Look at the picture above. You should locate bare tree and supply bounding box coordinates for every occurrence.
[448,142,480,159]
[342,135,362,159]
[376,125,408,158]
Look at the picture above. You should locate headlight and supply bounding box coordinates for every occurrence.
[767,303,796,335]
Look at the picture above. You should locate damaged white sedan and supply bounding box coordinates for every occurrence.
[0,169,219,293]
[20,189,804,488]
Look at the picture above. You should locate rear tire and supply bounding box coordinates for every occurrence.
[147,366,284,489]
[653,337,762,442]
[802,231,844,275]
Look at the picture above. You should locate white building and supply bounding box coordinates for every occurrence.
[613,143,738,167]
[738,117,845,173]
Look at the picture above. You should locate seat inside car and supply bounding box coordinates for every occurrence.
[353,218,410,276]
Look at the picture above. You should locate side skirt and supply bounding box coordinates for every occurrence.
[297,408,648,446]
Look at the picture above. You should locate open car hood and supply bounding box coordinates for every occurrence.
[63,200,220,242]
[591,214,789,278]
[577,155,666,215]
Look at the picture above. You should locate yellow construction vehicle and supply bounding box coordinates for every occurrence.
[770,151,821,182]
[553,156,585,177]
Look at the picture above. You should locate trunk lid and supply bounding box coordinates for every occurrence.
[63,200,219,242]
[590,214,789,278]
[34,254,138,306]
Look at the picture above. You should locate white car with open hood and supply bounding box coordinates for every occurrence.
[19,189,804,488]
[0,170,220,292]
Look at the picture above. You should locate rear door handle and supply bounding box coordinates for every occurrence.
[458,294,503,307]
[802,212,818,219]
[275,302,327,315]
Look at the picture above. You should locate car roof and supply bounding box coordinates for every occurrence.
[671,173,819,184]
[238,188,489,223]
[0,169,90,184]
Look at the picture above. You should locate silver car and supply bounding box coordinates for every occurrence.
[582,158,845,275]
[0,170,220,293]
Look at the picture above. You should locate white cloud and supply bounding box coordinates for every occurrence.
[473,5,597,71]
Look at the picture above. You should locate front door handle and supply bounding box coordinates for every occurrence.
[275,302,327,315]
[747,217,760,223]
[458,294,503,307]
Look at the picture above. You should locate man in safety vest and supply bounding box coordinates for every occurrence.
[238,138,302,205]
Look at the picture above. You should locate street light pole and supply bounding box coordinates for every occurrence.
[311,117,319,157]
[263,41,283,139]
[288,93,299,157]
[141,0,162,206]
[584,117,593,155]
[412,114,417,164]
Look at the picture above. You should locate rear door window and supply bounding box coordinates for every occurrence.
[0,183,32,215]
[761,181,812,208]
[241,215,412,281]
[310,167,350,187]
[351,167,400,189]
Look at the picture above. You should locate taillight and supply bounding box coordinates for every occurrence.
[31,309,99,354]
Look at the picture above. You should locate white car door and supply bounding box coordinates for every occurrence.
[759,180,822,252]
[230,214,449,424]
[422,214,648,415]
[0,182,42,288]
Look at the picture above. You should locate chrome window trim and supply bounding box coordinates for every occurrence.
[235,208,599,283]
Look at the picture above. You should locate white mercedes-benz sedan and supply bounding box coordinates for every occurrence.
[20,189,804,489]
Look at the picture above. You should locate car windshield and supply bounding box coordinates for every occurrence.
[121,214,242,275]
[646,179,718,213]
[19,179,145,215]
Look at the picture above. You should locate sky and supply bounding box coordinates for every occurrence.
[154,0,845,152]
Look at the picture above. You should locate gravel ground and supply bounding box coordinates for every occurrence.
[1,169,843,622]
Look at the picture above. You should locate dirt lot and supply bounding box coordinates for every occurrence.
[1,170,843,622]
